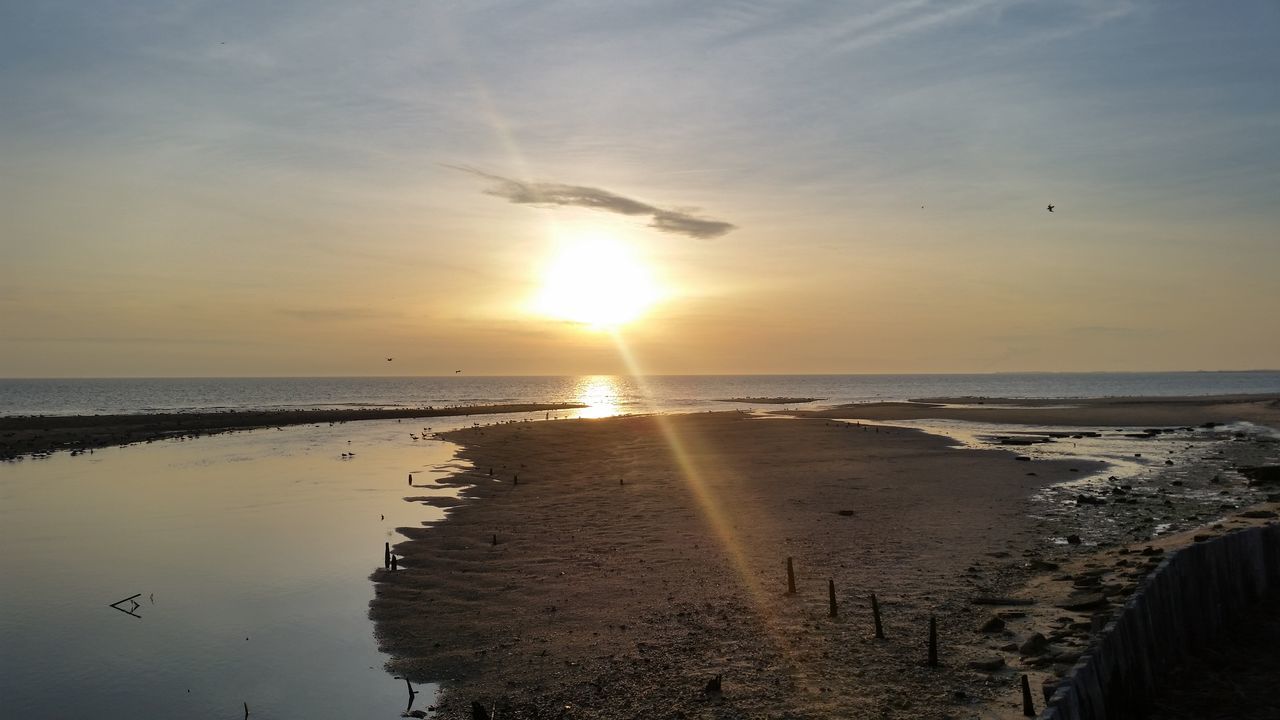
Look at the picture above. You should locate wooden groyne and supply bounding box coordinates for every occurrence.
[1040,522,1280,719]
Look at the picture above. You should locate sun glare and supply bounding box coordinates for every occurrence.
[533,236,662,329]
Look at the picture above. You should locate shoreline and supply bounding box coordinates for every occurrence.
[797,394,1280,428]
[0,403,585,460]
[370,401,1280,719]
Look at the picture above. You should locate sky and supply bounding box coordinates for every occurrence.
[2,0,1278,377]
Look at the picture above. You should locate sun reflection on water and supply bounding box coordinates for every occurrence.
[572,375,624,418]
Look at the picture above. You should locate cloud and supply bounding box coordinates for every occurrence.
[453,167,736,239]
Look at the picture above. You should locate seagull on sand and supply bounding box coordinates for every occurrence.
[1046,204,1055,212]
[386,357,393,362]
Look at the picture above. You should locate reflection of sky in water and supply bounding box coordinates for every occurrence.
[570,375,625,418]
[0,413,538,719]
[830,417,1219,487]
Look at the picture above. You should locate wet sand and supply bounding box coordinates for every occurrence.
[798,394,1280,428]
[372,412,1099,718]
[371,399,1280,719]
[0,403,585,460]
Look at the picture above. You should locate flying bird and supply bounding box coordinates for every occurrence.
[455,370,462,374]
[1046,204,1055,212]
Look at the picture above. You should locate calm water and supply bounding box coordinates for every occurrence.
[0,413,525,720]
[3,372,1280,719]
[3,372,1279,416]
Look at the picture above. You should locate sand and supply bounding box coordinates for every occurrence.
[797,394,1280,428]
[372,412,1102,718]
[371,400,1280,719]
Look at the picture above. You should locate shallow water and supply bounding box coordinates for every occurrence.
[0,414,545,720]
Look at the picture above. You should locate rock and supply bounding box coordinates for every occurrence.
[1016,456,1032,462]
[1239,466,1280,485]
[1057,593,1110,611]
[979,615,1006,633]
[1065,534,1082,545]
[1019,633,1050,656]
[968,657,1006,672]
[972,596,1035,606]
[1029,559,1060,571]
[1240,509,1278,519]
[836,510,855,516]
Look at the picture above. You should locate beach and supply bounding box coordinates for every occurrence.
[798,394,1280,428]
[371,397,1280,718]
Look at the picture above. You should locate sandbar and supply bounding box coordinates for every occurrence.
[0,403,585,460]
[372,402,1280,718]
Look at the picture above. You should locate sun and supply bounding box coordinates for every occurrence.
[533,235,662,329]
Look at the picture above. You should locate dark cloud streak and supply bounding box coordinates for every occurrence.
[453,166,736,239]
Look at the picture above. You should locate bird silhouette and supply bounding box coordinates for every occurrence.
[1046,204,1055,212]
[386,357,394,362]
[455,370,462,374]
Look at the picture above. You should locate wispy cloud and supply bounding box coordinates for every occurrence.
[453,167,736,239]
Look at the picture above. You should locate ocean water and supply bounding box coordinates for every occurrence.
[3,372,1279,417]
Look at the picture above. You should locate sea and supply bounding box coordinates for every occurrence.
[3,371,1280,417]
[2,372,1279,720]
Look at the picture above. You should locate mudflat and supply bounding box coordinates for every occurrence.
[372,412,1094,718]
[0,403,585,460]
[799,394,1280,428]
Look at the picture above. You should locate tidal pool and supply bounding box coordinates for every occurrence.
[0,414,531,719]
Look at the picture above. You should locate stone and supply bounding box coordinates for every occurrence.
[1056,593,1110,611]
[1065,534,1082,545]
[968,657,1006,672]
[1019,633,1050,656]
[979,615,1006,633]
[1240,510,1278,519]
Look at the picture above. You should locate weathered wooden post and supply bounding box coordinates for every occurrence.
[1021,674,1036,717]
[871,593,885,639]
[927,615,938,667]
[391,555,398,571]
[786,557,796,595]
[828,579,838,618]
[384,542,391,569]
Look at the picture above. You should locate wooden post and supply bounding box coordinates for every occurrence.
[927,615,938,667]
[871,593,885,639]
[1021,674,1036,717]
[513,474,518,485]
[786,557,796,595]
[408,473,413,485]
[390,555,398,571]
[828,579,838,618]
[492,534,497,546]
[384,542,391,569]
